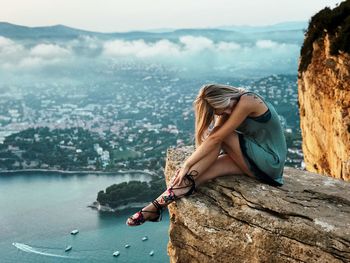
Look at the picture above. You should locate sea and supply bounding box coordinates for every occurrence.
[0,172,170,263]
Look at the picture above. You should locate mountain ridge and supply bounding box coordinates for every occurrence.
[0,21,306,41]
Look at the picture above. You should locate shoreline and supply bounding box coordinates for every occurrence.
[0,168,159,176]
[88,201,150,213]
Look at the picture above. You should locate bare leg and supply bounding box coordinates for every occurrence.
[222,132,255,178]
[126,131,254,225]
[126,144,221,225]
[195,154,248,186]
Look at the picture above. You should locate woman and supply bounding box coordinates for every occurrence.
[126,84,287,226]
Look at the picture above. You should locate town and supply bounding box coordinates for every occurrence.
[0,61,303,175]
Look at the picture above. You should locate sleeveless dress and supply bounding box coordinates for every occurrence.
[235,91,287,186]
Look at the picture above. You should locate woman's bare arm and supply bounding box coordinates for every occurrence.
[204,115,228,139]
[172,95,254,186]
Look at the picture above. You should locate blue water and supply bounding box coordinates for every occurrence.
[0,173,170,263]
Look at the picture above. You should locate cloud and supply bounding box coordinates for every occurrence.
[256,40,280,49]
[0,35,300,77]
[18,57,46,68]
[67,35,103,56]
[0,38,72,70]
[30,44,71,58]
[179,36,214,52]
[103,39,181,58]
[102,36,243,59]
[0,36,25,59]
[217,41,241,52]
[74,35,100,50]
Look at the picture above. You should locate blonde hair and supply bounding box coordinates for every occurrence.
[194,84,246,147]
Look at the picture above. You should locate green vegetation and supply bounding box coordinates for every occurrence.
[111,149,141,161]
[0,126,171,172]
[300,0,350,72]
[97,177,166,208]
[0,127,105,170]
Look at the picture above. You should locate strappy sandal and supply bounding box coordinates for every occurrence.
[126,171,197,226]
[164,171,197,202]
[126,200,163,226]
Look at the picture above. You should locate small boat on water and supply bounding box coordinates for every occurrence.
[125,244,130,248]
[142,236,148,241]
[65,245,72,252]
[149,250,154,256]
[113,251,120,257]
[70,229,79,235]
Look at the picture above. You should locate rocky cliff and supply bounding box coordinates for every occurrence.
[165,147,350,263]
[298,1,350,180]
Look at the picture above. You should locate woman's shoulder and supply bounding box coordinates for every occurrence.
[241,91,267,103]
[238,92,268,117]
[239,92,263,105]
[240,91,261,99]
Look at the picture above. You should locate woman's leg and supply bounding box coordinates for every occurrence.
[127,131,254,225]
[221,132,255,178]
[192,153,249,186]
[166,131,254,188]
[126,144,222,225]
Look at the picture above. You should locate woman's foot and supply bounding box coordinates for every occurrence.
[126,200,163,226]
[126,173,196,226]
[126,204,159,226]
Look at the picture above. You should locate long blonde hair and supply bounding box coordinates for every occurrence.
[194,84,246,147]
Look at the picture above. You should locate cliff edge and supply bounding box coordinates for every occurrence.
[165,147,350,263]
[298,1,350,180]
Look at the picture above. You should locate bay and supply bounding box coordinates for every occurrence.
[0,172,170,263]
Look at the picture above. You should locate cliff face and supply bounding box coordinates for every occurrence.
[298,35,350,180]
[165,147,350,263]
[298,2,350,180]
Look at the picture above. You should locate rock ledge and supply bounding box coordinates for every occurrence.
[165,147,350,263]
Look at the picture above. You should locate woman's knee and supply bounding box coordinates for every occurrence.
[222,131,239,144]
[195,154,243,186]
[222,132,240,153]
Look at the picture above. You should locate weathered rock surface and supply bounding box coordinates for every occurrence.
[165,147,350,263]
[298,10,350,181]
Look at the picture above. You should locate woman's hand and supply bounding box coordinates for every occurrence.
[171,164,190,187]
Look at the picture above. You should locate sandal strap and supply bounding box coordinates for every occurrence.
[128,211,145,225]
[151,199,163,212]
[169,171,197,199]
[128,209,159,226]
[183,173,196,196]
[141,209,159,214]
[170,185,193,190]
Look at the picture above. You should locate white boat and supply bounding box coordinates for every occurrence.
[70,229,79,235]
[149,250,154,256]
[113,251,120,257]
[142,236,148,241]
[65,245,72,252]
[125,244,130,248]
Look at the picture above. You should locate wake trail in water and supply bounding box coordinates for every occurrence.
[12,243,79,259]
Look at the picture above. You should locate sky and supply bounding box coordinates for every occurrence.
[0,0,343,32]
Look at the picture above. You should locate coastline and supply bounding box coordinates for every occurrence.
[88,201,150,213]
[0,168,159,176]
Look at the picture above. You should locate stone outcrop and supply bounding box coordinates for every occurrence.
[165,147,350,263]
[298,2,350,181]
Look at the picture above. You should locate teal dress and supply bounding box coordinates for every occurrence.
[236,91,287,186]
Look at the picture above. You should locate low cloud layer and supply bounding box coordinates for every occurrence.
[0,35,300,76]
[102,37,290,58]
[0,36,72,69]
